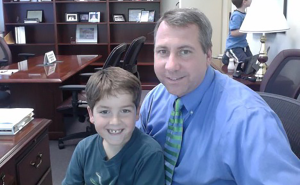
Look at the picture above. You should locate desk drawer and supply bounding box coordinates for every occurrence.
[0,161,16,185]
[17,135,51,185]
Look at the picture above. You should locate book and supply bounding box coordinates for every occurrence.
[0,108,34,135]
[24,18,40,23]
[18,26,26,44]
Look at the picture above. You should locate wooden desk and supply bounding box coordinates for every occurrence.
[211,59,261,91]
[0,119,52,185]
[0,55,101,139]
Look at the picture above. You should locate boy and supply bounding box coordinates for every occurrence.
[62,67,165,185]
[222,0,253,71]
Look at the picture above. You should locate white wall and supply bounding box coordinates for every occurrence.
[247,0,300,65]
[161,0,178,15]
[0,0,4,33]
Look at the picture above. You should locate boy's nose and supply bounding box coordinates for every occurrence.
[110,115,120,125]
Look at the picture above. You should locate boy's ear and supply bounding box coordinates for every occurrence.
[87,106,94,124]
[136,105,141,121]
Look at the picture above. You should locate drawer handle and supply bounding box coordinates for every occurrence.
[30,153,43,168]
[1,174,5,185]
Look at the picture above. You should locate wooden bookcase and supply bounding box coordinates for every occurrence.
[2,0,160,89]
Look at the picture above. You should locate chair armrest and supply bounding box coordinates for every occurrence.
[59,85,86,91]
[18,53,35,59]
[0,59,9,67]
[59,85,86,116]
[80,73,94,77]
[94,67,103,71]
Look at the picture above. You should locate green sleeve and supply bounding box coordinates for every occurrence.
[62,141,85,185]
[134,151,165,185]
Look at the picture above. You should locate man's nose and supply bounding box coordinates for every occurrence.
[165,53,180,71]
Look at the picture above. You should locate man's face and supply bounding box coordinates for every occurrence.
[154,21,212,97]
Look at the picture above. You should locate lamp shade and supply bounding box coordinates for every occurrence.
[240,0,289,33]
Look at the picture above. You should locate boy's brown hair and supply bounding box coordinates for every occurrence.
[85,67,141,111]
[232,0,244,8]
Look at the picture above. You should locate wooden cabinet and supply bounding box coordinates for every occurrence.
[2,0,161,88]
[0,119,52,185]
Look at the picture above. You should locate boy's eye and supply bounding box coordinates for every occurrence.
[99,110,109,114]
[121,109,131,113]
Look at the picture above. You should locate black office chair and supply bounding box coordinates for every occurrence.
[0,37,35,108]
[57,43,127,149]
[258,92,300,159]
[121,36,146,79]
[260,49,300,99]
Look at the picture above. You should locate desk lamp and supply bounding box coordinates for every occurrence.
[240,0,289,81]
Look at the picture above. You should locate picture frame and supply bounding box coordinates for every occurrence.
[140,10,149,22]
[76,24,98,43]
[65,13,78,22]
[88,12,100,23]
[148,10,155,22]
[79,13,89,22]
[27,10,43,23]
[113,14,125,22]
[128,9,144,22]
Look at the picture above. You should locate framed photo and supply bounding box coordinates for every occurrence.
[27,10,43,22]
[148,10,155,22]
[89,12,100,23]
[140,10,149,22]
[79,13,89,22]
[113,14,125,22]
[65,13,78,22]
[128,9,144,22]
[76,24,98,43]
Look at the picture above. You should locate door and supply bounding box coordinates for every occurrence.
[180,0,231,56]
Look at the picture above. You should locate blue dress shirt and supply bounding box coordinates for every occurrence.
[136,66,300,185]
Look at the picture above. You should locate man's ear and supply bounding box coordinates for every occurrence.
[206,48,212,66]
[87,106,94,124]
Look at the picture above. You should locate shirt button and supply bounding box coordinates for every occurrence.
[190,111,193,115]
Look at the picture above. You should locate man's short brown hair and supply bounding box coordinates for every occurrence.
[85,67,141,111]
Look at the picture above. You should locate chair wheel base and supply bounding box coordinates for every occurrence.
[58,140,65,149]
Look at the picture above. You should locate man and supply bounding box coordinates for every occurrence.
[136,8,300,185]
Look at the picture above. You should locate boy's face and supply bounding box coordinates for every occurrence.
[87,93,137,150]
[244,0,252,7]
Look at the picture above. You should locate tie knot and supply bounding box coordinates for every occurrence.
[174,98,183,112]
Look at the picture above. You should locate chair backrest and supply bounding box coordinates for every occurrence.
[122,36,146,74]
[0,37,12,66]
[258,92,300,159]
[260,49,300,99]
[103,43,127,69]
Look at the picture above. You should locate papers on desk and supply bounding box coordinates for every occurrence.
[0,69,19,75]
[0,108,34,135]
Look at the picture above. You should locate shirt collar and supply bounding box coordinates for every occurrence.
[181,66,215,112]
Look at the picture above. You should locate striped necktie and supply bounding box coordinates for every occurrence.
[164,98,183,185]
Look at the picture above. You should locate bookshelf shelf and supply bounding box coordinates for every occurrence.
[2,0,160,86]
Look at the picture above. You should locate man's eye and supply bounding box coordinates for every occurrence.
[179,50,191,55]
[156,50,168,55]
